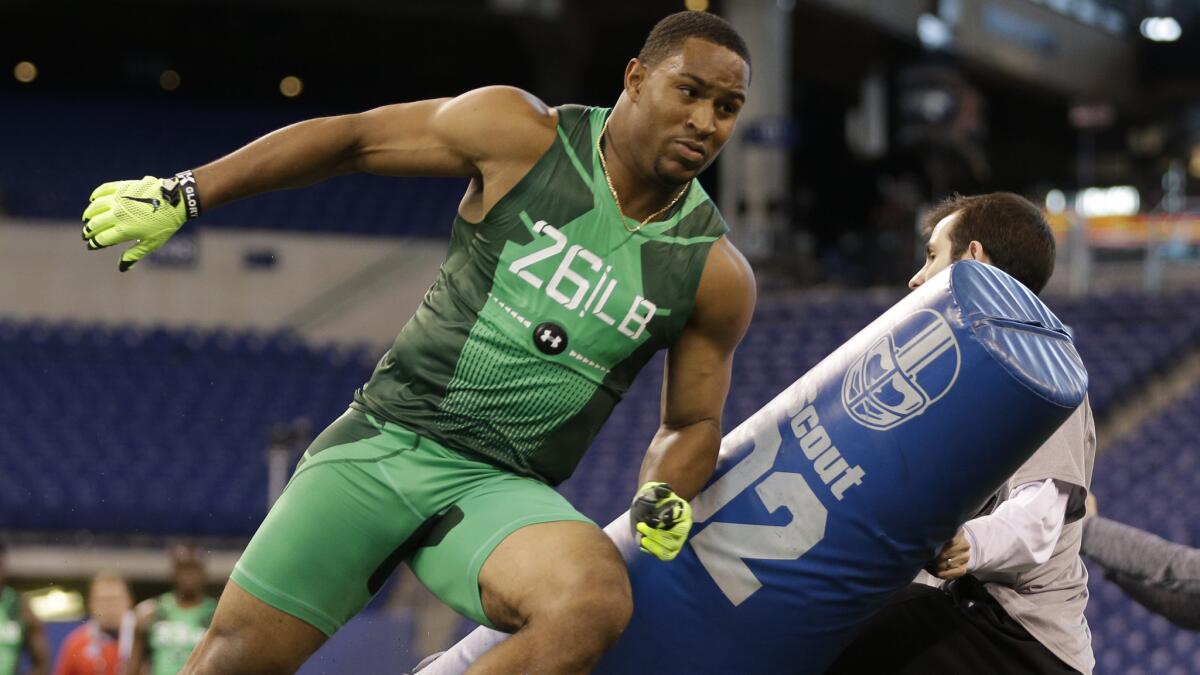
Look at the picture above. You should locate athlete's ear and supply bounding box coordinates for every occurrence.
[966,240,991,264]
[624,58,647,101]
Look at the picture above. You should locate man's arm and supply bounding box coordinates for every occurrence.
[932,479,1069,580]
[19,596,49,675]
[1083,516,1200,596]
[193,86,556,210]
[638,237,756,500]
[82,86,557,269]
[123,600,156,675]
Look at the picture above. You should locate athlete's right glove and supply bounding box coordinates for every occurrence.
[81,171,201,272]
[630,481,693,562]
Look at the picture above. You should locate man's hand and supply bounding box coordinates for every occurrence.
[81,172,198,271]
[630,482,693,561]
[926,528,971,580]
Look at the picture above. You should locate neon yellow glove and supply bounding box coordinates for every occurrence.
[630,481,693,561]
[81,171,201,272]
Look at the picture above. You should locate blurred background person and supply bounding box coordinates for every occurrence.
[124,546,216,675]
[52,574,131,675]
[0,543,49,675]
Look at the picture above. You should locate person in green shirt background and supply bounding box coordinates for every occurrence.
[0,542,48,675]
[125,546,216,675]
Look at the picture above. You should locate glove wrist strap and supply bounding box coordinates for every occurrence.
[173,170,202,219]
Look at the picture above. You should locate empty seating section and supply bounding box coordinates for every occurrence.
[1057,290,1200,416]
[0,320,376,535]
[0,94,464,236]
[1085,385,1200,674]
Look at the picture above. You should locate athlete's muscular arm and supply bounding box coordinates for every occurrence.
[20,596,49,675]
[123,600,157,675]
[194,85,557,211]
[638,238,756,500]
[82,86,557,269]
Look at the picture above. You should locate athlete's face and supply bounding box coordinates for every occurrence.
[909,211,993,289]
[910,212,960,290]
[89,579,131,633]
[174,562,206,598]
[627,38,749,185]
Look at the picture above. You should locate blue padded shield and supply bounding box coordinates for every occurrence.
[420,261,1088,675]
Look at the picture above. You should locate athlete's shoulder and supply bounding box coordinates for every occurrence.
[706,238,755,297]
[551,104,601,130]
[689,237,756,339]
[436,86,558,161]
[456,86,556,126]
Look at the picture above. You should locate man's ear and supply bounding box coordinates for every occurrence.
[624,58,647,102]
[966,240,991,263]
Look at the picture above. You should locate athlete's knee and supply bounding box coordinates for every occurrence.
[563,579,633,646]
[537,556,632,646]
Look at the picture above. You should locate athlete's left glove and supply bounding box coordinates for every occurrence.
[81,171,201,272]
[630,481,693,561]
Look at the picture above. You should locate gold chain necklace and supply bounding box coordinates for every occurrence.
[596,115,688,234]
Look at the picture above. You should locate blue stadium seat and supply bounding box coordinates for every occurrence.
[0,320,375,535]
[0,93,465,236]
[1085,380,1200,669]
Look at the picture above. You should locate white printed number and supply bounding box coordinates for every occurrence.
[690,424,829,606]
[507,220,657,341]
[508,220,566,289]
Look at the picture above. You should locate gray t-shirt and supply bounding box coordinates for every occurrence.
[975,399,1097,674]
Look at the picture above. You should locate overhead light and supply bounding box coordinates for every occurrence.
[28,587,84,621]
[1189,146,1200,179]
[1045,189,1067,214]
[279,75,303,98]
[684,0,709,11]
[1074,186,1140,218]
[13,61,37,83]
[160,69,181,91]
[917,13,953,50]
[1140,17,1182,42]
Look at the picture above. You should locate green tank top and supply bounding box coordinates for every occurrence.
[0,587,23,675]
[353,105,729,484]
[147,593,216,675]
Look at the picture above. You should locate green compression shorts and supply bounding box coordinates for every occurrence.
[230,408,594,636]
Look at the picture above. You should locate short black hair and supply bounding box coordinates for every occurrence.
[638,11,751,71]
[923,192,1056,294]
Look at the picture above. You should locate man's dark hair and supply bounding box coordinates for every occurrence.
[638,11,751,71]
[923,192,1056,294]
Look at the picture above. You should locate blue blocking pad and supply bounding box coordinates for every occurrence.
[592,261,1087,674]
[424,261,1087,675]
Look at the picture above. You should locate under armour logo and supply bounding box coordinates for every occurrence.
[533,322,568,355]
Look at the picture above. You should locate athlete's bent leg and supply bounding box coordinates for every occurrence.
[469,521,632,674]
[180,580,326,675]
